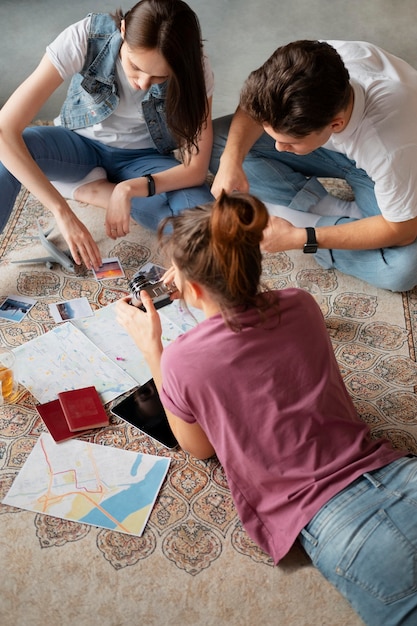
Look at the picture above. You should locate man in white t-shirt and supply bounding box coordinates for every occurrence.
[210,40,417,292]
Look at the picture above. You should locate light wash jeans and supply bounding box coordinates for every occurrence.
[299,456,417,626]
[0,125,213,233]
[210,115,417,292]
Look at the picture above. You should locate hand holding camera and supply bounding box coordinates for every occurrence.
[128,263,178,311]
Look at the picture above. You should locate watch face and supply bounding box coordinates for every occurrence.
[303,228,318,253]
[303,243,318,254]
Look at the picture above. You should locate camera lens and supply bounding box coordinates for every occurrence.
[129,274,148,307]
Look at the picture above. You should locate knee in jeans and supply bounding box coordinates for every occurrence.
[210,115,233,173]
[378,250,417,292]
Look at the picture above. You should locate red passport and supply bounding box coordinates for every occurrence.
[58,386,109,432]
[36,399,91,443]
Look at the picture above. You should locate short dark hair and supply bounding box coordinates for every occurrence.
[239,40,351,137]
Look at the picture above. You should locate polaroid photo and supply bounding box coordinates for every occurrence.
[49,297,94,323]
[0,295,36,322]
[93,257,125,280]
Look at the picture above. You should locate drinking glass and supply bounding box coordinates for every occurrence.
[0,346,18,404]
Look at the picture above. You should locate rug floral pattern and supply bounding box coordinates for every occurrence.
[1,186,417,580]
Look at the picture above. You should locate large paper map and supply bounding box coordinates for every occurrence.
[3,433,170,536]
[13,322,137,404]
[72,300,204,385]
[13,300,205,404]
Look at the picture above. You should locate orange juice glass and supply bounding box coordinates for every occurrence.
[0,347,18,404]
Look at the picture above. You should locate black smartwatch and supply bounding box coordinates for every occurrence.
[145,174,156,197]
[303,227,318,254]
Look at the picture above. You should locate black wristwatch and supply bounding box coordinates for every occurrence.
[303,227,318,254]
[145,173,156,197]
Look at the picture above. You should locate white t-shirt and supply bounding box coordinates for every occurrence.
[323,40,417,221]
[46,16,214,150]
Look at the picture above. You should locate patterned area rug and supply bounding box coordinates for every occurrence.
[1,183,417,626]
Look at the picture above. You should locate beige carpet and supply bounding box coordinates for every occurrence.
[1,181,417,626]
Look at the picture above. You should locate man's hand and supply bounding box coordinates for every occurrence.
[211,107,264,198]
[261,216,302,253]
[211,161,249,198]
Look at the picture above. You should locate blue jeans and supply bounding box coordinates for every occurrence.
[0,126,214,233]
[299,456,417,625]
[210,115,417,292]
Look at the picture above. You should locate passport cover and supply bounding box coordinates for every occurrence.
[58,386,109,432]
[36,399,90,442]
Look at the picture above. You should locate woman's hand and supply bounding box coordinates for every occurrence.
[54,209,102,270]
[161,266,181,300]
[105,181,136,240]
[116,292,163,362]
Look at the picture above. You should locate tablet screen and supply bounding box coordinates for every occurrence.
[111,379,177,449]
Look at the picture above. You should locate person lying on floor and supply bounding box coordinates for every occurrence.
[116,191,417,626]
[210,40,417,292]
[0,0,214,270]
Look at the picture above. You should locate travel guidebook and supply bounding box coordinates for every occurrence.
[3,433,170,537]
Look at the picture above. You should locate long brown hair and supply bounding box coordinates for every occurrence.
[159,192,276,330]
[113,0,209,156]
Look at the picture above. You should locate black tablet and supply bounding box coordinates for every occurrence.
[111,379,178,449]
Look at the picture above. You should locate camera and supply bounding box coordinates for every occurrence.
[128,265,175,311]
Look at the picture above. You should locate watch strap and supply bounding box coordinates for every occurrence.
[145,174,156,197]
[303,227,318,254]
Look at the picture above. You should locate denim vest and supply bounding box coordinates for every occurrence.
[58,13,177,154]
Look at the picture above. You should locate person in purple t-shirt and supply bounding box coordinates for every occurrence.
[116,191,417,626]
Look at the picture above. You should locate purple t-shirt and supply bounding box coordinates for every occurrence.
[160,289,404,563]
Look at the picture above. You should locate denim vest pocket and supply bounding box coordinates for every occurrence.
[60,74,119,129]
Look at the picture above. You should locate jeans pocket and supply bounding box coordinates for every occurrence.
[336,509,417,604]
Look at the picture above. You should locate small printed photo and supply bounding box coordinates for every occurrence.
[93,257,125,280]
[49,297,94,323]
[132,262,167,284]
[0,295,36,322]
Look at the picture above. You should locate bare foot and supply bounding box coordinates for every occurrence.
[74,180,116,208]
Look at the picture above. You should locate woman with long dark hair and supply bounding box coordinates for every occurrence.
[0,0,214,270]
